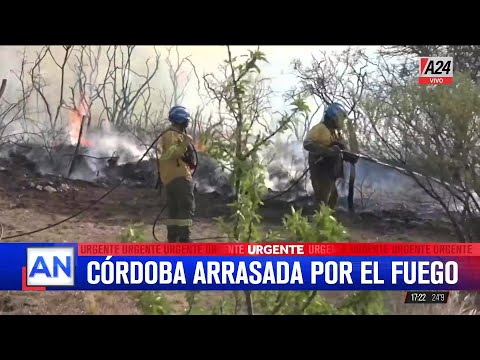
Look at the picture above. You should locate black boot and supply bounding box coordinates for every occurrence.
[177,226,191,243]
[167,225,179,243]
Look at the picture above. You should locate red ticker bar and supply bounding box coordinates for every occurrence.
[77,242,479,256]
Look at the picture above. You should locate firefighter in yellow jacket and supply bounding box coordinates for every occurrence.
[303,103,348,210]
[158,106,195,243]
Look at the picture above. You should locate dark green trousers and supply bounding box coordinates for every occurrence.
[309,154,343,210]
[310,175,339,210]
[165,177,195,243]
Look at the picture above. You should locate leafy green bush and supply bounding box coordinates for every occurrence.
[138,292,173,315]
[283,205,348,243]
[251,205,385,315]
[140,47,386,316]
[119,223,146,243]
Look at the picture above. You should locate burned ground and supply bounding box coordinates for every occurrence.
[0,145,475,315]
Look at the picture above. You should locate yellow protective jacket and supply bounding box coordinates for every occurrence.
[304,122,346,179]
[305,123,344,149]
[158,128,193,186]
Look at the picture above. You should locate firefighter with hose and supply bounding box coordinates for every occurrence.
[157,106,196,243]
[303,102,355,211]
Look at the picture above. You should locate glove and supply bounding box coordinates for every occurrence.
[331,141,346,151]
[330,145,342,156]
[342,151,360,164]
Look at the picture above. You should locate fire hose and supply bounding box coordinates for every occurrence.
[0,124,417,242]
[151,149,361,242]
[0,79,420,241]
[1,128,185,240]
[151,140,230,242]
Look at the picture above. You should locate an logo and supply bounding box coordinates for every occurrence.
[418,57,453,85]
[26,247,75,287]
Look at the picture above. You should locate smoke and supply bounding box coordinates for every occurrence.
[352,158,417,195]
[261,135,417,196]
[193,153,232,196]
[255,132,468,217]
[0,46,476,221]
[0,119,149,185]
[80,121,145,163]
[0,45,184,181]
[65,122,146,181]
[263,139,311,194]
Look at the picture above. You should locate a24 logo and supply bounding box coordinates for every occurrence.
[418,57,453,85]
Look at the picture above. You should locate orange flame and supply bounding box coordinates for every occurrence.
[70,96,93,147]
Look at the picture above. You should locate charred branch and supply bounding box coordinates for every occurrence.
[67,115,87,178]
[0,79,6,100]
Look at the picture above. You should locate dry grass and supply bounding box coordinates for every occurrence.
[0,291,142,315]
[0,170,474,315]
[136,290,480,315]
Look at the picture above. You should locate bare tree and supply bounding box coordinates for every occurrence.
[65,46,102,130]
[165,46,194,107]
[290,47,370,154]
[288,48,371,209]
[0,45,205,182]
[47,46,74,132]
[0,66,43,148]
[95,46,161,132]
[361,59,480,242]
[381,45,480,81]
[28,46,75,147]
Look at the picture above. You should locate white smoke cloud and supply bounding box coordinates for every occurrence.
[0,46,474,219]
[82,121,146,163]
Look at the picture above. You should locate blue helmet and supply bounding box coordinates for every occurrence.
[168,105,190,124]
[324,102,348,129]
